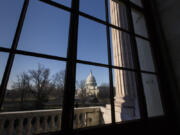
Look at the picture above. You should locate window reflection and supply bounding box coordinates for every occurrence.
[136,37,155,72]
[132,9,148,38]
[142,74,164,117]
[130,0,143,7]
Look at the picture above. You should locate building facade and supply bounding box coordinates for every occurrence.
[76,71,99,98]
[85,71,99,97]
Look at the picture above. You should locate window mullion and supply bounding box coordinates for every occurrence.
[61,0,79,132]
[105,0,116,124]
[0,0,29,110]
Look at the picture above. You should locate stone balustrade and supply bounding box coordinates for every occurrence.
[73,107,102,129]
[0,107,103,135]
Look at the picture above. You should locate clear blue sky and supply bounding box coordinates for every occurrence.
[0,0,112,89]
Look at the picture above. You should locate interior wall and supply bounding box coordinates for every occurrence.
[153,0,180,131]
[155,0,180,91]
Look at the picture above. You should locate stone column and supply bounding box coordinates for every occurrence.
[110,0,138,121]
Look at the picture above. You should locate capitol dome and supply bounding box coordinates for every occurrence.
[85,71,97,87]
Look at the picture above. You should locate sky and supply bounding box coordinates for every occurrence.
[0,0,112,89]
[0,0,147,89]
[0,0,163,117]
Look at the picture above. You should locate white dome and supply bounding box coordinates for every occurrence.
[86,71,97,87]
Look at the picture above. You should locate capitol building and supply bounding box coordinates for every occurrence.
[76,71,99,97]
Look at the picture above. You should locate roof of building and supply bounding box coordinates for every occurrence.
[85,71,97,86]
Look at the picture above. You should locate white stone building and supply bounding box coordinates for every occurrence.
[76,71,99,97]
[85,71,99,97]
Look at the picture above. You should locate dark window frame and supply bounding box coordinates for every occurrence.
[0,0,166,134]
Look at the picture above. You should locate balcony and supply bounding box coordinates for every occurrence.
[0,107,106,135]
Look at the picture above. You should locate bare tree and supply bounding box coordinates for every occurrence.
[12,72,31,109]
[29,64,51,108]
[76,80,87,106]
[52,70,65,103]
[98,83,110,105]
[77,80,86,97]
[8,64,67,110]
[52,70,65,89]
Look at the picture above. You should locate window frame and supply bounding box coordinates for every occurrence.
[0,0,166,133]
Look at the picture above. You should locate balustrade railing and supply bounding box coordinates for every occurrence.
[0,107,102,135]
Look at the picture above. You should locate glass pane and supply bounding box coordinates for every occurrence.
[136,37,155,72]
[2,55,66,133]
[0,52,8,85]
[2,57,65,133]
[142,74,164,117]
[80,0,105,21]
[77,16,108,64]
[0,0,24,48]
[109,0,129,30]
[3,55,66,111]
[18,0,70,57]
[74,64,111,128]
[131,9,148,38]
[113,69,140,122]
[130,0,143,7]
[110,27,135,69]
[51,0,72,7]
[2,55,66,132]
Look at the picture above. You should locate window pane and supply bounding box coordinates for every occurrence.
[130,0,143,7]
[131,9,148,38]
[78,16,108,64]
[51,0,72,7]
[136,37,155,72]
[142,74,164,117]
[113,69,140,122]
[3,55,66,111]
[0,0,24,48]
[2,55,66,133]
[110,27,135,69]
[109,0,129,30]
[0,52,8,85]
[2,55,66,132]
[18,0,70,57]
[80,0,106,21]
[74,64,111,128]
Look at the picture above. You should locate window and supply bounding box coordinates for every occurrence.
[0,0,164,134]
[0,0,24,48]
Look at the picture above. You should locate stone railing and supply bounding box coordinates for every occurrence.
[0,107,102,135]
[73,107,102,129]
